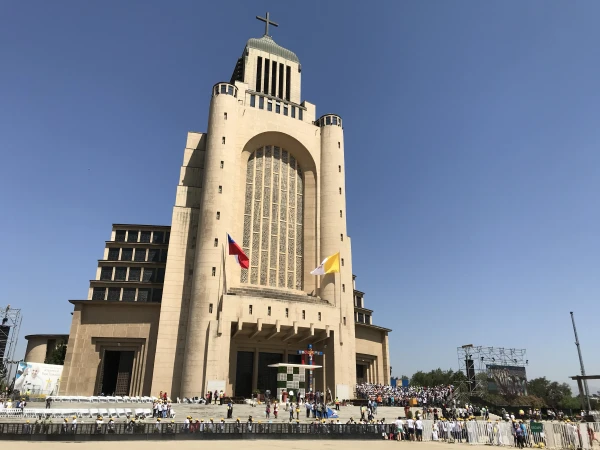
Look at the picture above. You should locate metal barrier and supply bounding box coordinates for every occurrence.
[0,420,598,446]
[0,421,390,440]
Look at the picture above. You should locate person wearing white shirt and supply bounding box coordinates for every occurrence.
[395,417,404,441]
[415,419,424,441]
[407,418,415,441]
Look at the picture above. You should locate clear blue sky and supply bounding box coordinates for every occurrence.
[2,1,599,391]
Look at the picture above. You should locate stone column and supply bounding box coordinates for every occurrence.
[252,348,259,391]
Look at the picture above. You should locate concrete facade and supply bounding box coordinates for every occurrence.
[59,23,391,399]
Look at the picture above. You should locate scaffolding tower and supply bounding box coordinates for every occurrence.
[457,344,528,398]
[0,306,22,381]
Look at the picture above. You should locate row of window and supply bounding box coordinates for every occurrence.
[255,57,291,101]
[246,305,329,322]
[107,247,167,262]
[99,266,165,283]
[316,115,343,128]
[213,83,238,98]
[92,287,162,302]
[354,295,364,308]
[356,312,371,325]
[249,94,304,120]
[114,230,169,244]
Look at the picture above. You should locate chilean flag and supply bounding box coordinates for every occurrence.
[227,234,249,269]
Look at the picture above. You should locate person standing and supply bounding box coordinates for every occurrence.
[227,400,233,419]
[415,417,423,441]
[407,416,415,441]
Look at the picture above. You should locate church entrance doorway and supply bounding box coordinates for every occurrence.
[356,364,366,384]
[257,352,282,397]
[287,354,302,364]
[100,350,134,396]
[234,351,254,397]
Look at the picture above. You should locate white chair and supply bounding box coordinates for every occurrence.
[89,408,99,418]
[108,408,118,418]
[124,408,133,418]
[142,408,152,418]
[99,408,109,417]
[115,396,124,403]
[170,410,176,419]
[122,396,131,403]
[116,408,125,418]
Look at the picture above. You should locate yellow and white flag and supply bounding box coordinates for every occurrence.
[310,252,340,275]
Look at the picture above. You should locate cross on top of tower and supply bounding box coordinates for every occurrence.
[256,12,279,37]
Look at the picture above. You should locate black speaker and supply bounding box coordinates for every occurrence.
[466,359,475,389]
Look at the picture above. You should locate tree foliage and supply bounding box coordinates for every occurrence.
[45,344,67,365]
[526,377,581,409]
[410,368,467,387]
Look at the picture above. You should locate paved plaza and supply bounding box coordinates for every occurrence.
[23,402,434,423]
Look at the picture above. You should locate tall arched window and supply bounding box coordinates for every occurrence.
[241,146,303,289]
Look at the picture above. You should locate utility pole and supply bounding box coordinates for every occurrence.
[570,312,592,412]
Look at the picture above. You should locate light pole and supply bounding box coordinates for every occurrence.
[570,312,592,412]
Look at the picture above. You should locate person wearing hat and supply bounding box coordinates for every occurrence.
[167,420,175,434]
[71,415,78,434]
[154,417,162,433]
[227,399,233,419]
[219,418,225,433]
[234,418,241,433]
[208,418,215,433]
[107,418,115,434]
[183,415,190,433]
[95,416,103,434]
[199,419,205,433]
[62,418,69,434]
[23,420,31,435]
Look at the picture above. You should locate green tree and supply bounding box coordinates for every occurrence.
[45,344,67,365]
[410,368,466,387]
[526,377,581,409]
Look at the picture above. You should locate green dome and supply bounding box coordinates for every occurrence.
[246,35,299,64]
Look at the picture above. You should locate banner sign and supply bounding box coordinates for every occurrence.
[486,364,527,396]
[13,362,63,395]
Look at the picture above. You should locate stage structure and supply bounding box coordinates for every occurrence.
[457,344,528,397]
[0,306,23,381]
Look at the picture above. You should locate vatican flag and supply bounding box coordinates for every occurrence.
[310,252,340,275]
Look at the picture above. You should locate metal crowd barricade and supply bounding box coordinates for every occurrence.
[0,419,598,446]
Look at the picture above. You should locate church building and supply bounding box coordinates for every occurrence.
[56,14,391,400]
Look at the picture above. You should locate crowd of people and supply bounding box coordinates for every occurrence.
[0,398,26,411]
[355,383,454,407]
[152,391,174,418]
